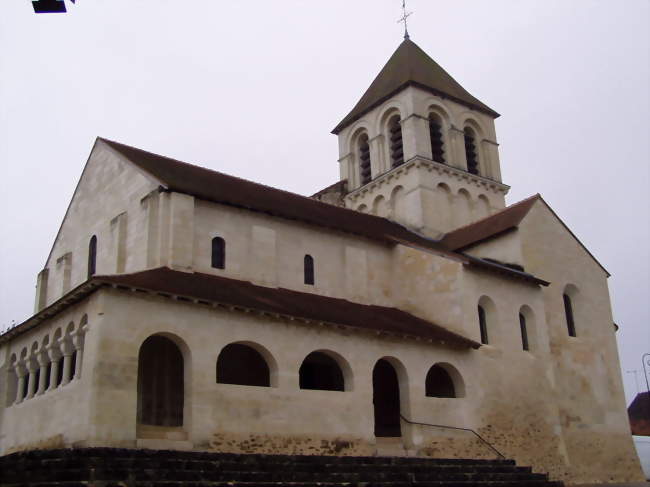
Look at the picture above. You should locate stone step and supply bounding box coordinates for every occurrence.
[3,468,551,482]
[5,448,518,465]
[0,448,564,487]
[0,483,566,487]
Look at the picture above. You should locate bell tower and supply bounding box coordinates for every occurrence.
[332,38,509,238]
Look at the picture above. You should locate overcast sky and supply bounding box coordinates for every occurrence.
[1,0,648,404]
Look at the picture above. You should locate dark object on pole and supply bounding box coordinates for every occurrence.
[32,0,67,13]
[641,353,650,393]
[628,391,650,436]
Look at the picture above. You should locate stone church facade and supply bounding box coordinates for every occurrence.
[0,39,643,484]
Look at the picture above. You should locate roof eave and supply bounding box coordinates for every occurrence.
[332,80,500,135]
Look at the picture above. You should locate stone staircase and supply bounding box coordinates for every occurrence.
[0,448,565,486]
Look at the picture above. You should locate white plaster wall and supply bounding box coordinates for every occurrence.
[0,296,100,453]
[42,141,159,307]
[462,229,525,267]
[518,200,644,482]
[192,200,393,306]
[79,288,481,453]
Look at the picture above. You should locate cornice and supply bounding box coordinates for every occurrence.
[345,156,510,202]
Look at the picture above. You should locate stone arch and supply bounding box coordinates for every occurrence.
[478,295,499,345]
[216,341,278,388]
[372,356,410,437]
[426,100,452,124]
[52,327,63,343]
[299,349,353,392]
[137,333,189,428]
[425,362,466,398]
[372,194,389,218]
[563,284,580,337]
[390,185,405,220]
[519,305,538,352]
[455,188,472,228]
[427,105,451,164]
[65,321,75,336]
[476,194,490,220]
[356,204,368,213]
[348,125,373,188]
[346,122,373,154]
[6,354,18,407]
[461,116,487,139]
[375,103,405,135]
[462,117,487,176]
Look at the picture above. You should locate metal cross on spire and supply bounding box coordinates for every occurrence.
[397,0,413,40]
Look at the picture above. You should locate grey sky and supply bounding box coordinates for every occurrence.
[1,0,648,404]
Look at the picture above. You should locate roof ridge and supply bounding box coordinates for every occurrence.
[100,137,334,204]
[333,38,498,134]
[444,193,540,235]
[100,137,402,224]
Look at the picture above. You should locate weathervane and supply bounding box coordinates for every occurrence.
[397,0,413,40]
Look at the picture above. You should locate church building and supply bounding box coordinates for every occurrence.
[0,38,644,484]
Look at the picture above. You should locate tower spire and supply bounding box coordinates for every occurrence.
[397,0,413,40]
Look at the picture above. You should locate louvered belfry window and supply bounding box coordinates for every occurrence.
[429,115,445,163]
[389,116,404,168]
[359,134,371,185]
[464,127,479,175]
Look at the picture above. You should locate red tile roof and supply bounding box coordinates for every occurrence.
[440,195,540,251]
[100,138,439,251]
[1,268,481,349]
[439,194,609,276]
[99,138,549,286]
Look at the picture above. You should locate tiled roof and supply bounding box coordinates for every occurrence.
[0,268,481,349]
[440,195,540,251]
[439,194,609,277]
[332,39,498,134]
[100,138,549,286]
[101,138,439,251]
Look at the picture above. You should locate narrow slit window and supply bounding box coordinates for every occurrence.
[211,237,225,269]
[358,134,371,185]
[564,293,576,337]
[464,127,479,175]
[389,116,404,168]
[87,235,97,278]
[304,254,314,285]
[519,313,529,351]
[478,305,488,344]
[428,115,445,163]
